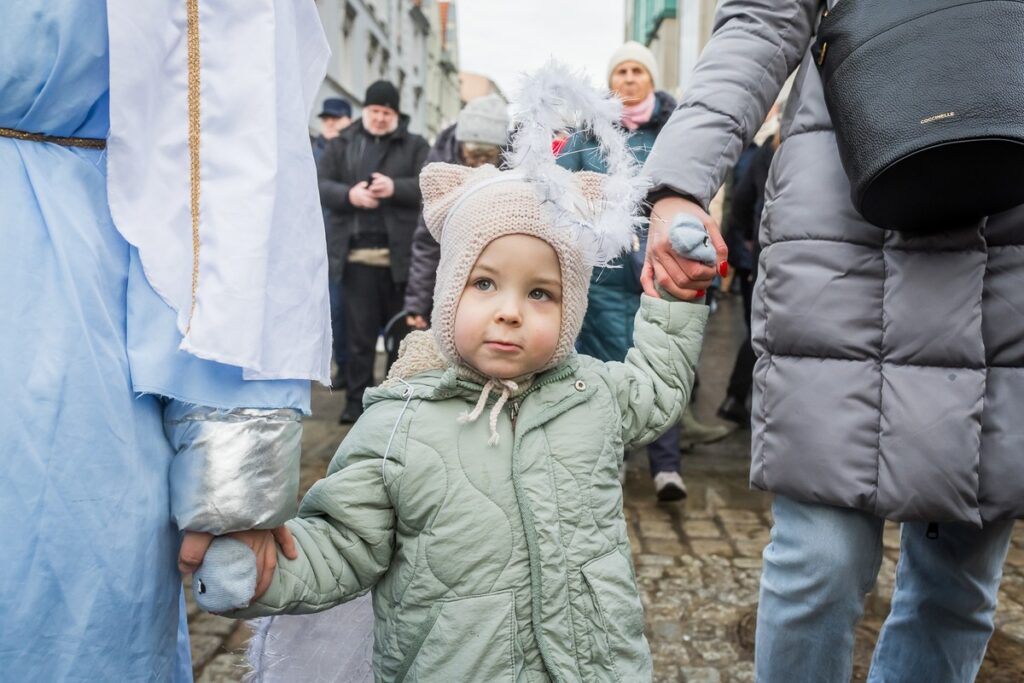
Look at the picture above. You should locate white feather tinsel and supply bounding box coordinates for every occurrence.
[505,60,651,268]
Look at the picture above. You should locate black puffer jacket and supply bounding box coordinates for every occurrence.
[403,123,461,318]
[318,118,430,282]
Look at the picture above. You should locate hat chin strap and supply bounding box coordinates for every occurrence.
[457,377,519,447]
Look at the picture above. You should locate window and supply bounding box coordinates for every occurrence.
[342,3,356,37]
[367,33,379,64]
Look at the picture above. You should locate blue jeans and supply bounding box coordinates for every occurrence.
[756,495,1013,682]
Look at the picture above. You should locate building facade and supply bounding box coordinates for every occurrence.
[459,72,506,104]
[624,0,718,97]
[312,0,461,140]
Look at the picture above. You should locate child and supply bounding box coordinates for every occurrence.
[195,68,709,682]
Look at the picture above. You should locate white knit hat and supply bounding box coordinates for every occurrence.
[456,94,509,147]
[421,163,605,372]
[606,41,660,88]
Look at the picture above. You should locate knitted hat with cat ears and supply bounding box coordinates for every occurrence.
[421,60,649,371]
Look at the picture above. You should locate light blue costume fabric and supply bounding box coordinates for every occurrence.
[0,2,309,680]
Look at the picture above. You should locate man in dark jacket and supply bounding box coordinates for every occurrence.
[318,80,430,423]
[403,94,509,329]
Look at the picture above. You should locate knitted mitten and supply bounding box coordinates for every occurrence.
[668,213,717,266]
[192,537,258,613]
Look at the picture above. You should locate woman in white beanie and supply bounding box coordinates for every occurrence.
[557,41,727,502]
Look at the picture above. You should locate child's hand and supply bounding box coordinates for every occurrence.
[225,526,299,600]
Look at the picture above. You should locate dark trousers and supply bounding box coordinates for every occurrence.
[343,263,405,415]
[726,268,756,401]
[328,278,347,371]
[647,425,681,475]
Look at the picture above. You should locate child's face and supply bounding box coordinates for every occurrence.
[453,234,562,379]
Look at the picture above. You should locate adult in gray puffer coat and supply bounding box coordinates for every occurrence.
[642,1,1020,681]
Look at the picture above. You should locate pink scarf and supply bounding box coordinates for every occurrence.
[620,93,656,131]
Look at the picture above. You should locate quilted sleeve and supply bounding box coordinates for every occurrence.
[229,403,406,617]
[643,0,819,209]
[605,296,709,450]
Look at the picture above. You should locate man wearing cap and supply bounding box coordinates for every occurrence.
[404,94,510,330]
[312,97,353,389]
[318,80,430,423]
[312,97,352,164]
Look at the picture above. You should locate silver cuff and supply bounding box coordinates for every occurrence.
[165,402,302,535]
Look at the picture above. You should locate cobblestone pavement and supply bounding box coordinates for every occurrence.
[188,295,1024,682]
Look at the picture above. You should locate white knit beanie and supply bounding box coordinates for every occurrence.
[606,41,660,89]
[456,94,509,147]
[421,162,605,372]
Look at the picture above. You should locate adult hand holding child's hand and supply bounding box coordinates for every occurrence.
[185,526,298,614]
[228,526,299,600]
[642,196,728,300]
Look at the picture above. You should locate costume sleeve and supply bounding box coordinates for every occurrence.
[390,137,430,207]
[643,0,818,209]
[317,139,354,213]
[125,248,312,534]
[604,296,708,450]
[164,404,302,534]
[403,215,441,317]
[228,407,404,617]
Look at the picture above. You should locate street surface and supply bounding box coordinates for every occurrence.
[188,294,1024,682]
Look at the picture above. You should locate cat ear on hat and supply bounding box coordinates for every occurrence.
[419,162,480,242]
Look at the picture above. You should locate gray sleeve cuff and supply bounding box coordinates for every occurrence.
[164,402,302,534]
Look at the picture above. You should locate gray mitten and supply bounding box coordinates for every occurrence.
[192,537,258,613]
[667,213,717,266]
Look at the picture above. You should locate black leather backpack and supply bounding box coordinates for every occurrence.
[814,0,1024,233]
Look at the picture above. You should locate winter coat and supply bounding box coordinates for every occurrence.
[721,143,760,273]
[557,90,676,362]
[318,118,430,282]
[727,142,775,277]
[644,0,1024,525]
[231,297,708,682]
[403,123,460,318]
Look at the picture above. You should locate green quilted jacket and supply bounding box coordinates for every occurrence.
[233,296,708,682]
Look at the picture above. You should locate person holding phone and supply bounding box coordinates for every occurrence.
[318,80,430,424]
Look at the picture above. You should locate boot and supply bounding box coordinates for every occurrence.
[653,471,687,501]
[716,394,750,425]
[680,406,730,449]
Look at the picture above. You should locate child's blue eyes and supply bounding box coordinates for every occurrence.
[470,279,552,301]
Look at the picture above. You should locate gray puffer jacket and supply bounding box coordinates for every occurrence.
[644,0,1024,525]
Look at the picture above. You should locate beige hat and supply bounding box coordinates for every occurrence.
[420,162,606,373]
[606,41,660,88]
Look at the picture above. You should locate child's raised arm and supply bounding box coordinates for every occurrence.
[604,296,708,451]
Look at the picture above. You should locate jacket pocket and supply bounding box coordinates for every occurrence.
[581,550,652,682]
[395,590,519,683]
